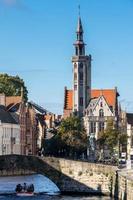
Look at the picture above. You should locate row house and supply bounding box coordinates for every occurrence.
[0,93,39,155]
[0,104,20,155]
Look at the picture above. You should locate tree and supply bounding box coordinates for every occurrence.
[97,119,119,159]
[0,74,28,101]
[58,116,87,157]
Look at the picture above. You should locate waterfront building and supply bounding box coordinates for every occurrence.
[84,88,119,139]
[0,93,39,155]
[121,112,133,160]
[0,105,20,155]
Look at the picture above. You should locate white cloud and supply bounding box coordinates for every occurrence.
[1,0,29,11]
[3,0,17,6]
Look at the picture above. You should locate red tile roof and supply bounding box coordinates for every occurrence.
[64,88,118,111]
[91,89,118,107]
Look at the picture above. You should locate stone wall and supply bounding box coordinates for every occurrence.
[0,155,119,196]
[47,158,117,195]
[118,170,133,200]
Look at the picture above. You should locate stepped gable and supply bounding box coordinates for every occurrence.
[64,88,73,110]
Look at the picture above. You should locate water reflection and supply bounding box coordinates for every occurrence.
[0,174,59,194]
[0,174,113,199]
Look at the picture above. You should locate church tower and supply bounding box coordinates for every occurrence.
[72,16,91,117]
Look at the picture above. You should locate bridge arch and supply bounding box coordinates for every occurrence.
[0,155,117,195]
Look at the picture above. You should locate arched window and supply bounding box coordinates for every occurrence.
[99,109,104,117]
[90,122,96,133]
[75,47,78,55]
[74,73,77,81]
[74,63,77,70]
[100,102,103,107]
[79,72,83,80]
[99,122,104,132]
[80,62,83,69]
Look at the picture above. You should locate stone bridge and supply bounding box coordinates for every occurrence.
[0,155,118,196]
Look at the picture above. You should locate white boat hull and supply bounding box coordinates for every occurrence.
[16,192,34,197]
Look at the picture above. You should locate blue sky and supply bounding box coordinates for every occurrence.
[0,0,133,114]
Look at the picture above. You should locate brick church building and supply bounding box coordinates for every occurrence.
[63,15,119,140]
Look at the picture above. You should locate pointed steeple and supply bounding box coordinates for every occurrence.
[77,17,83,34]
[74,13,85,56]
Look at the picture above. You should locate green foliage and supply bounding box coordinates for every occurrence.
[58,116,87,151]
[119,132,127,146]
[44,116,87,158]
[97,119,119,152]
[0,73,28,101]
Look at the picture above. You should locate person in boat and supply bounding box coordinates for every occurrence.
[23,183,27,192]
[27,184,34,192]
[15,184,22,192]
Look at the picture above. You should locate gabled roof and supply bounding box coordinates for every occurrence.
[0,105,18,124]
[64,88,119,111]
[87,95,113,116]
[91,89,118,108]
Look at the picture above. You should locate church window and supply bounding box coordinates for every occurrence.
[80,32,82,40]
[74,73,77,81]
[74,85,77,90]
[100,102,103,107]
[99,109,104,117]
[99,122,104,132]
[90,122,96,133]
[80,97,83,106]
[90,109,92,115]
[74,63,77,69]
[80,63,83,69]
[76,47,78,55]
[79,47,82,55]
[79,72,83,80]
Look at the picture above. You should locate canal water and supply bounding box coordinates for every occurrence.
[0,174,113,199]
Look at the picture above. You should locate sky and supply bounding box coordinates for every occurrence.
[0,0,133,114]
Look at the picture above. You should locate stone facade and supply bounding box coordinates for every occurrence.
[0,122,20,155]
[118,170,133,200]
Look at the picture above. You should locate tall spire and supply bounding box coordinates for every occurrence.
[74,6,85,56]
[77,5,83,34]
[72,9,91,117]
[77,17,83,34]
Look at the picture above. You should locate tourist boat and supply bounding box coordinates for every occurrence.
[15,183,34,196]
[16,192,34,197]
